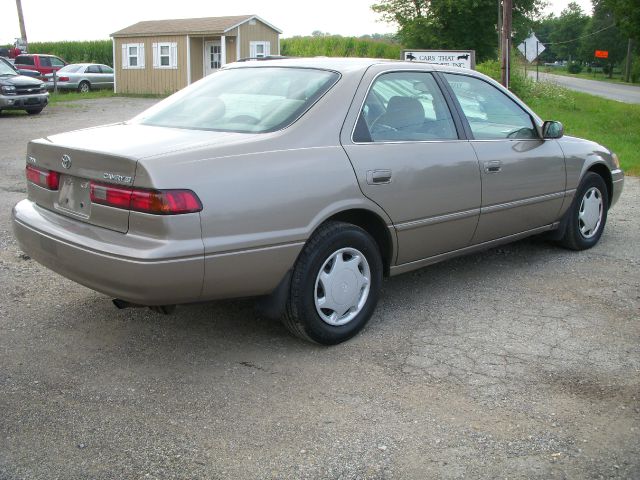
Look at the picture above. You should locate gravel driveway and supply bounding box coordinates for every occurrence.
[1,98,639,479]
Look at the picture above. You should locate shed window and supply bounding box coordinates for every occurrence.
[153,42,178,69]
[249,41,270,59]
[122,43,145,69]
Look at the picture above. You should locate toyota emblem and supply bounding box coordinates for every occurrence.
[61,154,72,169]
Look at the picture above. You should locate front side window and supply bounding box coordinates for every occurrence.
[134,67,339,133]
[39,57,52,67]
[443,73,537,140]
[51,57,65,67]
[355,71,458,142]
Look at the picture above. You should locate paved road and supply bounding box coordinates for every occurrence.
[527,71,640,104]
[1,100,639,479]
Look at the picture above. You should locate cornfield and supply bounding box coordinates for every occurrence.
[281,36,401,60]
[20,36,402,67]
[26,40,113,66]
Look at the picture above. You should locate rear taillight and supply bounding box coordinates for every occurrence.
[90,182,202,215]
[58,76,69,82]
[26,165,60,190]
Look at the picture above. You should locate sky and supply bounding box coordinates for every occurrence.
[2,0,595,44]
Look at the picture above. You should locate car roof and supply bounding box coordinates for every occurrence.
[224,56,479,76]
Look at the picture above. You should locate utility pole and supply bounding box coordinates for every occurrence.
[500,0,512,88]
[625,38,633,83]
[497,0,502,60]
[15,0,28,43]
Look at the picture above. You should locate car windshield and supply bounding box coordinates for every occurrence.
[58,65,84,73]
[134,67,340,133]
[0,61,17,76]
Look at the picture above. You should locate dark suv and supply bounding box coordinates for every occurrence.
[0,57,49,115]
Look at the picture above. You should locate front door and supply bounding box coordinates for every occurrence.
[342,68,481,265]
[441,73,566,243]
[204,41,222,76]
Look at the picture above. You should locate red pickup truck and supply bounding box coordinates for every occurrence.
[13,54,67,77]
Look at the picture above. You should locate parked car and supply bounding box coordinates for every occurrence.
[12,58,624,344]
[45,63,114,92]
[13,54,67,78]
[0,58,48,114]
[0,56,41,78]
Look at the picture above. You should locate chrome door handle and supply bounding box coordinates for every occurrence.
[484,161,502,173]
[366,169,392,185]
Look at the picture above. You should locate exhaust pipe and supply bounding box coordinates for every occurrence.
[112,298,143,309]
[112,299,176,315]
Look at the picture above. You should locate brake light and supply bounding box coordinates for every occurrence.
[90,182,202,215]
[26,165,60,190]
[58,76,69,82]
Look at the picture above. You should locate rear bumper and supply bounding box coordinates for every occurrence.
[0,92,48,110]
[12,199,204,305]
[610,168,624,208]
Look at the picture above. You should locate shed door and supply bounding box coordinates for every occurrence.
[204,41,222,76]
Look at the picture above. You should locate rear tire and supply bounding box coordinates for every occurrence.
[558,172,608,250]
[283,221,383,345]
[78,81,90,93]
[26,108,43,115]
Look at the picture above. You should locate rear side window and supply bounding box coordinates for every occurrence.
[15,55,34,66]
[86,65,100,73]
[355,71,458,142]
[443,73,538,140]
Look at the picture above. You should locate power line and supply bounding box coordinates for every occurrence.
[543,22,618,46]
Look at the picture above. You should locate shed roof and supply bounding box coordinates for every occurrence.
[111,15,282,37]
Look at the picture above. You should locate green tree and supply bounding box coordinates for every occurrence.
[603,0,640,41]
[371,0,544,61]
[547,2,590,61]
[579,0,627,70]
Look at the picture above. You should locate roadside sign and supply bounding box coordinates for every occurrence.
[402,50,476,69]
[517,33,545,63]
[594,50,609,59]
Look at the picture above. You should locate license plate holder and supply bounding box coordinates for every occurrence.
[56,175,92,218]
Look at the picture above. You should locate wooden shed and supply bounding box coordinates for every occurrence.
[111,15,282,94]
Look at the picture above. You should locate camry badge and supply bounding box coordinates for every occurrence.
[61,154,72,169]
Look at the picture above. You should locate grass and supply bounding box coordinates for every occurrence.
[524,86,640,175]
[479,60,639,176]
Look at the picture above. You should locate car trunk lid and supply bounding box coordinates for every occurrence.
[26,123,250,233]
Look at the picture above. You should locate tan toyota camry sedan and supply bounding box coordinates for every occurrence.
[12,58,624,344]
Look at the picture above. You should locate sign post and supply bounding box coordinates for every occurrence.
[517,33,545,82]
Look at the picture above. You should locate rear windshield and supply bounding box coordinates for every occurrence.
[58,64,83,73]
[134,67,339,133]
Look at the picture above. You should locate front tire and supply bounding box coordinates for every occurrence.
[283,221,383,345]
[558,172,608,250]
[26,108,43,115]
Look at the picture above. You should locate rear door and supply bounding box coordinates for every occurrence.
[441,73,566,243]
[341,66,481,265]
[85,64,102,87]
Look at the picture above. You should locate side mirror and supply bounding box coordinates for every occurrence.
[542,120,564,139]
